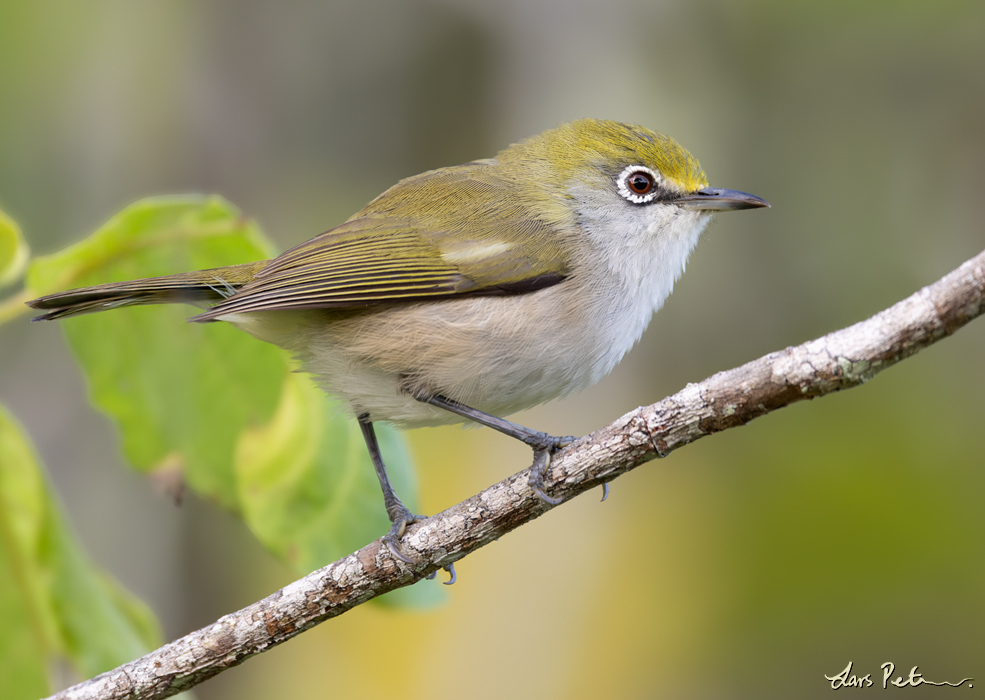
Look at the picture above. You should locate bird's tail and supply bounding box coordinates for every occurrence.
[26,260,268,321]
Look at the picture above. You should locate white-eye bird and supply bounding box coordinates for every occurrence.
[28,119,768,565]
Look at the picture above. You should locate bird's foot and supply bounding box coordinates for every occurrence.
[381,505,426,565]
[383,508,458,585]
[527,435,577,505]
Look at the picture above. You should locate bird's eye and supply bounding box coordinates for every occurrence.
[628,172,653,194]
[616,165,661,204]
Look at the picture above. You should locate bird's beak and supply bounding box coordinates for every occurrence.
[676,188,770,211]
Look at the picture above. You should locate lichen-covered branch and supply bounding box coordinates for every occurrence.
[47,248,985,700]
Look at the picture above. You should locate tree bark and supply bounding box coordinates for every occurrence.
[47,248,985,700]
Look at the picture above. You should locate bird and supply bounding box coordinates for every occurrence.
[27,118,769,565]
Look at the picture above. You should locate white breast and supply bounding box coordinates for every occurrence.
[571,196,714,384]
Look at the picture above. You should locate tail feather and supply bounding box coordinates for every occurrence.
[26,261,268,321]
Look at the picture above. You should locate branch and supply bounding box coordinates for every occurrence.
[48,248,985,700]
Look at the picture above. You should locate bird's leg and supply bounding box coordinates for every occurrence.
[358,415,457,583]
[358,414,426,564]
[412,393,576,505]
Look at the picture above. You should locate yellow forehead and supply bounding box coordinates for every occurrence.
[503,119,709,194]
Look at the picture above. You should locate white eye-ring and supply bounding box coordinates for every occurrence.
[616,165,662,204]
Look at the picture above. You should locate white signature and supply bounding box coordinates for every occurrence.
[825,661,973,689]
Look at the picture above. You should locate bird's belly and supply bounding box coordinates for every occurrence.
[245,280,647,429]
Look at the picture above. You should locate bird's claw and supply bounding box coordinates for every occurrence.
[383,535,419,565]
[425,562,456,584]
[528,447,564,505]
[382,509,425,564]
[383,510,457,586]
[533,484,563,506]
[527,435,603,505]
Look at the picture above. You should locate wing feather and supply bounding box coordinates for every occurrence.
[192,165,570,321]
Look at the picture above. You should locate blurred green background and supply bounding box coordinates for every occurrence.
[1,0,983,698]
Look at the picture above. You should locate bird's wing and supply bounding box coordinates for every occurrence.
[191,165,570,320]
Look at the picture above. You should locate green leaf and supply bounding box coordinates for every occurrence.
[0,412,56,699]
[0,206,29,287]
[0,404,160,698]
[25,196,432,605]
[26,196,287,510]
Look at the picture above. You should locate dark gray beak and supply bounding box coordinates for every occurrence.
[677,188,770,211]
